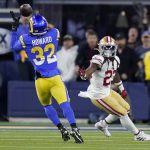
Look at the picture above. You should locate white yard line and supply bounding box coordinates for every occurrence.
[0,146,150,149]
[0,139,114,142]
[0,135,131,138]
[0,126,150,131]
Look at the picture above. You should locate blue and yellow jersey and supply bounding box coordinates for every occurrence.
[144,51,150,80]
[11,24,29,61]
[13,28,60,78]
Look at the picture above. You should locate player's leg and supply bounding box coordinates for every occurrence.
[91,97,123,137]
[50,75,84,143]
[96,92,139,136]
[119,114,150,141]
[111,90,133,119]
[103,90,150,141]
[111,90,130,112]
[91,99,119,123]
[35,78,70,141]
[108,91,139,134]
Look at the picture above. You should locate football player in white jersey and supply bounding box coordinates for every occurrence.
[79,36,150,141]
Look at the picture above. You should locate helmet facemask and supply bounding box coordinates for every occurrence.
[97,36,118,58]
[99,44,117,58]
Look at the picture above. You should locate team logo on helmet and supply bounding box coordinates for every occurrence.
[98,36,118,58]
[29,14,48,35]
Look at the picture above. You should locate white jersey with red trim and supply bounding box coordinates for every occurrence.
[87,54,120,99]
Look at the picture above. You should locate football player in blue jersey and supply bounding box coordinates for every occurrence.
[12,14,84,143]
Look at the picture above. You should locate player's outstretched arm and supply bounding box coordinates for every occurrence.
[80,63,98,80]
[11,35,25,53]
[10,11,20,31]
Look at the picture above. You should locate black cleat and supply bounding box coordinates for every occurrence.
[70,128,84,144]
[59,126,70,142]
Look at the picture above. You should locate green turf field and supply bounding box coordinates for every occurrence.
[0,128,150,150]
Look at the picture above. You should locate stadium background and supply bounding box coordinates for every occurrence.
[0,0,150,123]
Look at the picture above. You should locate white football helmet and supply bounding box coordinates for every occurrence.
[97,36,118,58]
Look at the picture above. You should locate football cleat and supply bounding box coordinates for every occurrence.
[95,120,111,137]
[134,131,150,141]
[70,128,84,144]
[59,126,70,142]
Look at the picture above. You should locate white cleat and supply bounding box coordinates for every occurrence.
[134,131,150,141]
[95,120,111,137]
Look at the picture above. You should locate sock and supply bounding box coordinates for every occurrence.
[60,102,76,125]
[57,123,63,130]
[120,114,139,135]
[44,105,61,126]
[70,123,77,128]
[105,114,119,124]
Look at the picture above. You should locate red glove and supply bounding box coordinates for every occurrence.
[79,68,87,80]
[121,90,128,99]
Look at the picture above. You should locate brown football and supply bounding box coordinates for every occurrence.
[20,4,33,17]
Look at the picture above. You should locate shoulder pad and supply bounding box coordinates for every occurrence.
[91,55,104,66]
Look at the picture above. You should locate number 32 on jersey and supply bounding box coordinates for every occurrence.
[31,43,57,66]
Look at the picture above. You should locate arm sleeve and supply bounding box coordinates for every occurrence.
[11,31,19,50]
[12,35,24,52]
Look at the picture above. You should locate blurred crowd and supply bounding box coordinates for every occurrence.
[1,19,150,84]
[57,27,150,84]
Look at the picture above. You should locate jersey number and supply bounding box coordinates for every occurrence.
[103,70,116,86]
[31,43,56,66]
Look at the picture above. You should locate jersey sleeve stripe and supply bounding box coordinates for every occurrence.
[19,35,26,48]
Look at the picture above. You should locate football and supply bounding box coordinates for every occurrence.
[20,4,33,17]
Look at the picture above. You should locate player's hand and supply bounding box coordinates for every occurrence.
[121,90,128,99]
[20,50,28,63]
[79,68,87,80]
[10,11,20,31]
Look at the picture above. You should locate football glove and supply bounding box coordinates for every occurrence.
[121,89,128,99]
[10,11,20,31]
[79,68,87,80]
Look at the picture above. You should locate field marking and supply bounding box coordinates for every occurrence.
[0,135,136,138]
[0,135,132,138]
[0,139,114,142]
[0,146,150,149]
[1,138,150,144]
[0,126,150,131]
